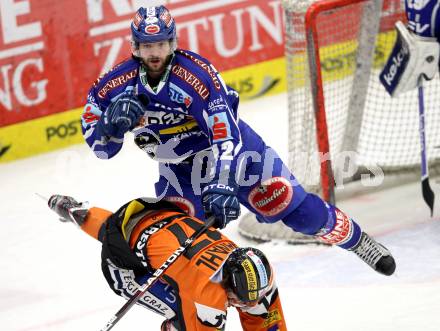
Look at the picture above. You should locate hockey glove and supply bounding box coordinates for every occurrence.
[98,92,149,138]
[379,21,440,96]
[202,180,240,229]
[48,195,88,226]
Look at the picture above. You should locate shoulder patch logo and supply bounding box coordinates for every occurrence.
[171,64,209,100]
[177,50,222,90]
[82,103,101,126]
[97,68,138,99]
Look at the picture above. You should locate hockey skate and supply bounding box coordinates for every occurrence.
[350,232,396,276]
[48,195,88,226]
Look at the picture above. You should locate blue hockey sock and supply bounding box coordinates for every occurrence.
[317,204,362,249]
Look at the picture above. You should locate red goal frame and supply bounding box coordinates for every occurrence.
[304,0,378,203]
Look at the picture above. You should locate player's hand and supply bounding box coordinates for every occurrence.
[48,194,88,226]
[98,92,149,138]
[202,180,240,229]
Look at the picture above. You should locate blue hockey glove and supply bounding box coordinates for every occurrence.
[202,180,240,229]
[98,93,149,138]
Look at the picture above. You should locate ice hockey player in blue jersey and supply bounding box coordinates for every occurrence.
[82,5,396,277]
[380,0,440,96]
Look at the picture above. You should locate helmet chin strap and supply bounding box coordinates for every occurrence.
[130,40,140,57]
[169,38,178,52]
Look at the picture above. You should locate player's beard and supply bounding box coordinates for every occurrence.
[144,55,169,77]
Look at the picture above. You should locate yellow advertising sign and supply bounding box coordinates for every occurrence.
[223,57,286,100]
[0,108,83,163]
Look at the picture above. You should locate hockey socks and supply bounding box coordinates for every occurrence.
[318,204,396,276]
[318,204,362,249]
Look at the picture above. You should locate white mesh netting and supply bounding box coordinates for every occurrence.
[239,0,440,243]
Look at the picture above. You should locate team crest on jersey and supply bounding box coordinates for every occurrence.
[169,82,193,108]
[248,177,293,217]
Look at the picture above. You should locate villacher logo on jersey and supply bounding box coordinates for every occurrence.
[248,177,293,217]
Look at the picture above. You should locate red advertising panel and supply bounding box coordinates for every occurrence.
[0,0,286,127]
[0,0,88,126]
[0,0,404,128]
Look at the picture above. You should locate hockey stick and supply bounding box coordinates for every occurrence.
[35,193,49,201]
[417,78,435,216]
[100,216,217,331]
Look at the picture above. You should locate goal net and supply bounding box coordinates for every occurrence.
[238,0,440,243]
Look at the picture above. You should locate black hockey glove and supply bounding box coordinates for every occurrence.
[98,92,149,138]
[202,179,240,229]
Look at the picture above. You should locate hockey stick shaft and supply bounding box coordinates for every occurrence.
[417,79,435,216]
[35,193,49,201]
[100,216,216,331]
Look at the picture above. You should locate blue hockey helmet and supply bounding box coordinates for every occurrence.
[131,6,176,44]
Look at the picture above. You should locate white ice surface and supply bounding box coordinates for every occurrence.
[1,93,440,331]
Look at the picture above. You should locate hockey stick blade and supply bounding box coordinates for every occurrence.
[100,216,217,331]
[422,178,435,217]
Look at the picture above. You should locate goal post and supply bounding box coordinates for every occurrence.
[238,0,440,243]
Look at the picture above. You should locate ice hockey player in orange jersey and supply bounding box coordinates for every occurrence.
[47,194,287,331]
